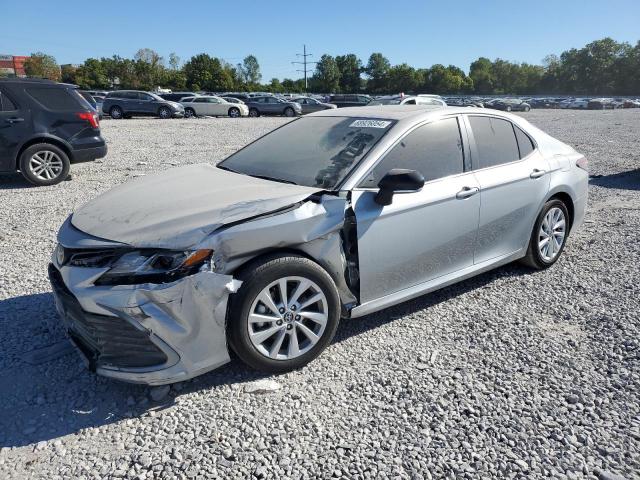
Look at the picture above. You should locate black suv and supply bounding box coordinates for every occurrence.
[102,90,185,119]
[328,94,372,108]
[0,78,107,186]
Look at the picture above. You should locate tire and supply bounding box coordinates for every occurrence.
[109,106,123,119]
[506,106,512,112]
[248,108,260,117]
[523,106,530,112]
[228,107,240,118]
[184,108,196,118]
[228,254,341,373]
[158,106,172,119]
[284,107,295,117]
[19,143,70,186]
[520,199,570,270]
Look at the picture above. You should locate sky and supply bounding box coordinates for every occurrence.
[1,0,639,79]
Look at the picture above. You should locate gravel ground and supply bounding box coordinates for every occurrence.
[0,110,638,480]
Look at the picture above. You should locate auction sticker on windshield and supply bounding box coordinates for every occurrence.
[349,119,392,129]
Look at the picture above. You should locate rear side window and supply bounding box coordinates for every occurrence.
[363,118,464,186]
[0,90,17,111]
[514,125,535,158]
[26,87,81,111]
[469,116,520,168]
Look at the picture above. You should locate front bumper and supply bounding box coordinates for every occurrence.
[48,259,240,385]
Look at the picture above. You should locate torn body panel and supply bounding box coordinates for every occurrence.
[50,258,241,385]
[199,194,358,310]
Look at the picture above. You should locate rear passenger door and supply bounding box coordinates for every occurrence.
[465,115,550,264]
[0,87,29,172]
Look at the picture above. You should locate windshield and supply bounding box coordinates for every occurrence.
[148,92,164,101]
[219,116,395,189]
[369,98,402,105]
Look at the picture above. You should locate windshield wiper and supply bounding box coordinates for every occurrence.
[248,174,299,185]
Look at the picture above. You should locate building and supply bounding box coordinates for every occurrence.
[0,55,28,77]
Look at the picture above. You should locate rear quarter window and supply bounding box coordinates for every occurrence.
[0,90,18,111]
[514,126,535,158]
[26,87,82,111]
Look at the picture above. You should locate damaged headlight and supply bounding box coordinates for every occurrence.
[95,249,213,286]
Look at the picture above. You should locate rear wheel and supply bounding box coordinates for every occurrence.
[523,106,531,112]
[249,108,260,117]
[19,143,70,186]
[521,199,569,269]
[109,106,123,119]
[228,107,240,118]
[228,254,341,373]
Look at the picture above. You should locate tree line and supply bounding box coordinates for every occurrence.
[12,37,640,95]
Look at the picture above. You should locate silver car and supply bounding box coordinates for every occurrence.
[49,106,588,385]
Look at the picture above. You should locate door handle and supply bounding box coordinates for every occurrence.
[456,186,479,199]
[530,169,547,179]
[6,117,24,124]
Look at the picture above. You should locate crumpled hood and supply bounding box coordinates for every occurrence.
[71,163,321,249]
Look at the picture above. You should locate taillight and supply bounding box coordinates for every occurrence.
[576,157,588,172]
[77,112,99,129]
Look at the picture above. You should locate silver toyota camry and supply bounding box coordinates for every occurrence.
[49,106,588,385]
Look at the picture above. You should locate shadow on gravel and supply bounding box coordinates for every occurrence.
[0,262,531,448]
[590,168,640,191]
[0,174,33,190]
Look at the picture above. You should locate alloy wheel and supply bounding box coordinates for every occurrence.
[248,276,328,360]
[29,150,64,181]
[538,207,566,261]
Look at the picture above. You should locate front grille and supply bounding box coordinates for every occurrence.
[48,264,168,368]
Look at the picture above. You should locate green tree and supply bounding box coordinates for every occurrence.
[238,55,261,87]
[310,55,340,93]
[183,54,234,91]
[469,57,494,94]
[74,58,109,89]
[365,53,390,94]
[336,54,362,93]
[169,52,181,70]
[60,64,77,84]
[24,52,60,80]
[387,63,419,93]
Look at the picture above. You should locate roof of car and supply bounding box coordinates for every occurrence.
[308,105,446,120]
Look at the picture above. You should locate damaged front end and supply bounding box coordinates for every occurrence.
[50,188,358,385]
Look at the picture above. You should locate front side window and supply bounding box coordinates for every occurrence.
[219,116,394,189]
[468,116,520,169]
[194,98,207,103]
[361,118,464,187]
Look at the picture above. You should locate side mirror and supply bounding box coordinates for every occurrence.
[374,168,425,206]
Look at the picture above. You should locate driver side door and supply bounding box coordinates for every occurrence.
[352,116,481,304]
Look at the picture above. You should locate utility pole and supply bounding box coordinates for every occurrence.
[292,44,317,92]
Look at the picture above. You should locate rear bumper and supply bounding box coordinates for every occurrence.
[72,144,107,164]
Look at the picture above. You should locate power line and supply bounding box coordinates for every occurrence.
[292,44,318,92]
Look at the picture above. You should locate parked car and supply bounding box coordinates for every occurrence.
[78,91,98,112]
[180,96,249,118]
[49,105,587,384]
[369,95,447,107]
[587,98,613,110]
[221,96,245,105]
[328,94,372,108]
[222,93,253,102]
[244,96,302,117]
[623,99,640,108]
[290,96,337,114]
[0,78,106,186]
[102,90,185,119]
[488,98,531,112]
[158,92,199,102]
[564,98,589,109]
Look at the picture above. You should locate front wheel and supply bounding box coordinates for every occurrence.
[284,107,296,117]
[109,106,123,119]
[523,106,530,112]
[506,106,512,112]
[158,106,172,119]
[184,108,196,118]
[521,199,569,269]
[248,108,260,117]
[228,255,341,373]
[19,143,70,186]
[228,107,240,118]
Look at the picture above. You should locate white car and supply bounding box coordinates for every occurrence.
[180,96,249,118]
[369,95,447,107]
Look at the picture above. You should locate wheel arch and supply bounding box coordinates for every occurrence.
[547,191,575,230]
[15,136,73,170]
